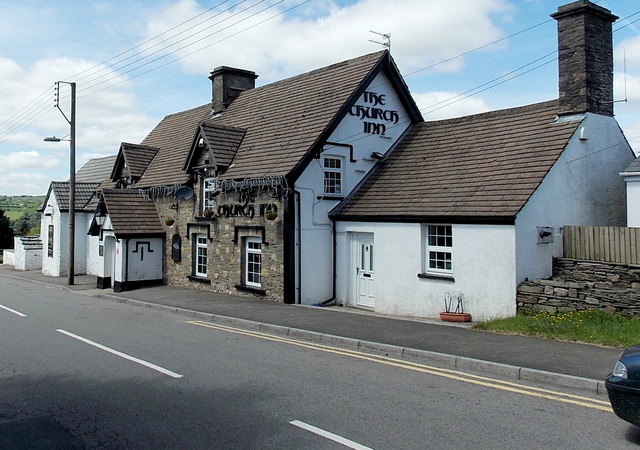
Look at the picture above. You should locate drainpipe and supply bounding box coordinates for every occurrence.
[295,189,302,304]
[124,238,129,290]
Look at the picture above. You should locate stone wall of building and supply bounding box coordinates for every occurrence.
[156,184,285,302]
[517,258,640,316]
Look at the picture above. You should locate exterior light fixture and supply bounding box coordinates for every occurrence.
[94,211,106,227]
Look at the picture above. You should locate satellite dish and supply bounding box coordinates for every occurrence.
[176,186,194,201]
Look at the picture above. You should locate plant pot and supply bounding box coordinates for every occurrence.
[202,210,214,219]
[439,312,472,323]
[164,219,175,226]
[264,206,277,220]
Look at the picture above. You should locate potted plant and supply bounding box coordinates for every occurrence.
[440,292,471,322]
[202,209,215,219]
[264,204,278,220]
[164,218,175,226]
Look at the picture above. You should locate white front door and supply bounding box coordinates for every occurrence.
[354,233,375,308]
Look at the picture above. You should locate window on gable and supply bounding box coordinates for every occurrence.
[194,234,208,277]
[323,155,343,196]
[425,225,452,274]
[202,177,216,212]
[244,236,262,287]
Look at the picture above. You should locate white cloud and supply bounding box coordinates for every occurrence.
[414,91,492,120]
[0,151,61,171]
[140,0,512,82]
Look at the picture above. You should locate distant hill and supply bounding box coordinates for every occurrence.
[0,195,45,221]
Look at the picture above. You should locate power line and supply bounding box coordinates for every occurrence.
[78,0,277,97]
[74,0,259,87]
[81,0,312,99]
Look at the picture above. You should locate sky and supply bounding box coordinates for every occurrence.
[0,0,639,196]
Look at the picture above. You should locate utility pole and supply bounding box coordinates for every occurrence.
[68,82,76,286]
[45,81,76,285]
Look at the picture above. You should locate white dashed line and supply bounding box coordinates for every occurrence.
[290,420,373,450]
[0,304,26,317]
[57,329,183,378]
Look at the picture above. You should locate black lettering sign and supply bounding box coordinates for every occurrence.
[348,91,399,134]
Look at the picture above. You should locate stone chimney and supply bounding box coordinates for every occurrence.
[551,0,618,116]
[209,66,258,114]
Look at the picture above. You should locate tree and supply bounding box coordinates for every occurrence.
[0,208,14,249]
[11,211,39,236]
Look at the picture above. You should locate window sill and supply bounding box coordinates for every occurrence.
[235,284,266,296]
[188,275,211,284]
[195,216,216,221]
[316,195,344,201]
[418,272,455,281]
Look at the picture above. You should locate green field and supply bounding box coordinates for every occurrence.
[0,196,45,220]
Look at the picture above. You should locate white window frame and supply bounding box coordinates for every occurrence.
[425,224,453,275]
[195,234,208,277]
[322,155,344,196]
[202,177,216,212]
[244,237,262,287]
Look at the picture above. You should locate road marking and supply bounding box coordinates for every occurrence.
[0,304,26,317]
[187,320,611,412]
[290,420,373,450]
[56,329,183,379]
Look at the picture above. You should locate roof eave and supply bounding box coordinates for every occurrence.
[331,214,516,225]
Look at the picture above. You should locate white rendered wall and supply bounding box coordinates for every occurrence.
[625,176,640,227]
[41,192,62,276]
[109,235,163,286]
[3,250,15,266]
[96,218,114,279]
[40,191,94,277]
[12,236,43,271]
[295,71,412,304]
[335,222,517,321]
[125,237,163,282]
[86,232,101,276]
[515,113,633,283]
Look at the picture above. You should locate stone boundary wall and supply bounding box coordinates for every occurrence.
[517,258,640,317]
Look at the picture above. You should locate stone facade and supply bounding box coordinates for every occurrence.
[517,258,640,316]
[157,181,286,302]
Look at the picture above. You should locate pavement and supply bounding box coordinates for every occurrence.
[0,264,623,395]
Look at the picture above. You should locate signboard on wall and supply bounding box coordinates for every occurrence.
[47,225,54,258]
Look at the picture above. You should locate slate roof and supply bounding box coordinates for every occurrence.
[186,122,246,169]
[136,104,213,188]
[76,155,117,182]
[209,51,393,180]
[46,182,102,212]
[332,100,582,223]
[621,157,640,175]
[101,189,164,236]
[112,143,159,181]
[134,51,417,188]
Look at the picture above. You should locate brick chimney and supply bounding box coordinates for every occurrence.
[209,66,258,114]
[551,1,618,116]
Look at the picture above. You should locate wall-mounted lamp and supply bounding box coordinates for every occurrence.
[537,226,554,244]
[371,152,386,160]
[94,211,107,227]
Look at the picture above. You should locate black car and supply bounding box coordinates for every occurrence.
[606,345,640,426]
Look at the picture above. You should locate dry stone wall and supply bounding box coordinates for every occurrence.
[517,258,640,316]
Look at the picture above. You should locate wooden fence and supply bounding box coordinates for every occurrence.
[563,226,640,265]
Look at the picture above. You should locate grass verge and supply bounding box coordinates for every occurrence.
[472,310,640,348]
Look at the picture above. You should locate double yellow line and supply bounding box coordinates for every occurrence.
[186,320,612,413]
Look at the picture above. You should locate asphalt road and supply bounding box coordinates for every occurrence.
[1,276,639,449]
